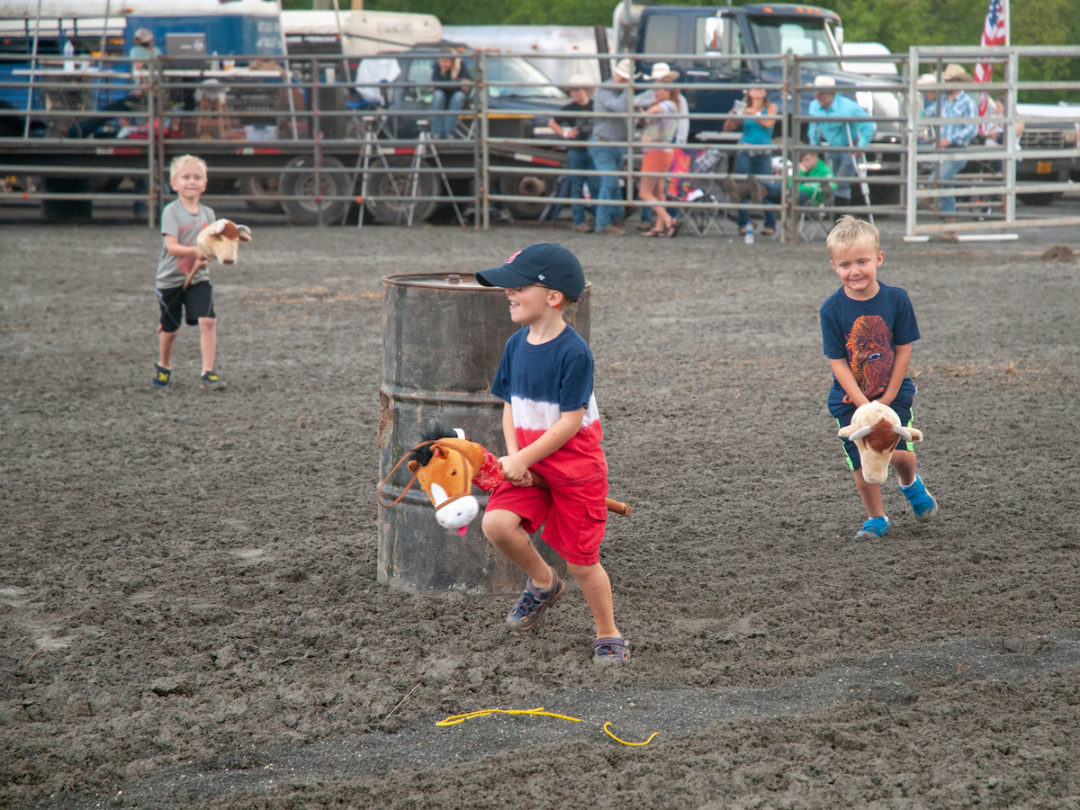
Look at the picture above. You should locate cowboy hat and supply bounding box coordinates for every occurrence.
[612,58,639,80]
[942,63,972,82]
[812,75,837,90]
[645,62,677,82]
[134,27,154,46]
[565,74,593,90]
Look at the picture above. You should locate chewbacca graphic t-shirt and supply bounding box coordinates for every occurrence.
[820,282,920,416]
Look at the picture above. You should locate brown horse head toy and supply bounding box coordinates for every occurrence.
[378,425,631,535]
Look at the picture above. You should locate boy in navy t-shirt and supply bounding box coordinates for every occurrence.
[476,243,626,665]
[820,216,938,539]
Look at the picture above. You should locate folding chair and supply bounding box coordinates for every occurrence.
[674,148,727,237]
[798,185,834,242]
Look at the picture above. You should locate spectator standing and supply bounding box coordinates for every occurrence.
[430,50,472,139]
[806,76,875,213]
[721,81,779,236]
[587,58,635,235]
[128,28,162,216]
[633,62,688,232]
[919,64,978,239]
[636,68,681,238]
[548,76,598,233]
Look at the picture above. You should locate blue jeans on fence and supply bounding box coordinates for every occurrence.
[734,150,775,230]
[825,150,858,202]
[566,146,599,226]
[430,89,467,138]
[587,142,625,230]
[933,156,966,214]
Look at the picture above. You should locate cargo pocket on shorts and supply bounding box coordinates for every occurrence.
[586,502,609,525]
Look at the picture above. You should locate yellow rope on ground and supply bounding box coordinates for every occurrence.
[436,707,582,726]
[436,707,659,747]
[602,721,660,747]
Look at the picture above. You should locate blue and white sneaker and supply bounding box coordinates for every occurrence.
[899,475,937,522]
[856,516,890,539]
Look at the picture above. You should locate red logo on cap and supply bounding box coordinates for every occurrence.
[506,249,523,263]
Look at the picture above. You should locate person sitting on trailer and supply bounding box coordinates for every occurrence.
[429,48,472,139]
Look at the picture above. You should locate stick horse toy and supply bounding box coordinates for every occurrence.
[378,426,632,535]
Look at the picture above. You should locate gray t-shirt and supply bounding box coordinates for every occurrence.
[156,200,215,290]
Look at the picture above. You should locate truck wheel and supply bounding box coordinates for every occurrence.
[498,173,550,220]
[363,156,437,225]
[243,174,284,214]
[280,156,349,225]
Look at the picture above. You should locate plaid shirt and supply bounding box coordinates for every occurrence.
[922,90,978,147]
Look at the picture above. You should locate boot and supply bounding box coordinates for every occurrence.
[720,175,740,201]
[747,174,766,204]
[932,216,959,242]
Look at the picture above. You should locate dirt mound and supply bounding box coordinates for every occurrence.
[2,225,1078,808]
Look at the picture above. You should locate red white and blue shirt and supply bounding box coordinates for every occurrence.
[491,325,606,484]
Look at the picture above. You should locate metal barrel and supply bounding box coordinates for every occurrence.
[378,272,590,594]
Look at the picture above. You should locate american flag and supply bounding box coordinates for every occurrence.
[975,0,1008,133]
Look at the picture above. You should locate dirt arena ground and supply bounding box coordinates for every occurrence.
[2,217,1079,809]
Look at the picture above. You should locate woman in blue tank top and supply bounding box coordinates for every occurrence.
[722,83,779,235]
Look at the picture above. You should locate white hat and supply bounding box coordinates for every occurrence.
[612,58,637,80]
[646,62,671,81]
[134,27,153,45]
[813,75,836,90]
[916,73,938,87]
[566,74,592,89]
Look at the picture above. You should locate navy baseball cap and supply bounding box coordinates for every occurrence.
[476,243,585,301]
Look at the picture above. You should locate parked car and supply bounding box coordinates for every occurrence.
[356,44,569,139]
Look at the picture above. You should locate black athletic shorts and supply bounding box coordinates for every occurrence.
[156,281,215,333]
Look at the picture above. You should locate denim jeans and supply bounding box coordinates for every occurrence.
[825,150,858,202]
[934,157,966,214]
[430,89,467,138]
[734,150,775,230]
[566,146,599,226]
[587,142,625,230]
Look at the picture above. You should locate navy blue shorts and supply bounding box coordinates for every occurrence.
[834,400,916,471]
[157,281,215,333]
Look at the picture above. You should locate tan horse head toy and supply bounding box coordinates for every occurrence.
[379,426,631,534]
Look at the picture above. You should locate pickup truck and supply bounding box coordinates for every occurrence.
[614,3,904,201]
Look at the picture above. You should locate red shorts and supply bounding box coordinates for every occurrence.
[641,148,673,174]
[486,475,609,566]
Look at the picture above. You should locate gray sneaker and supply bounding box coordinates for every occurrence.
[506,570,564,631]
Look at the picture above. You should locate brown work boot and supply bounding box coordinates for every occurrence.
[596,224,624,235]
[748,174,766,204]
[720,175,740,201]
[932,216,959,242]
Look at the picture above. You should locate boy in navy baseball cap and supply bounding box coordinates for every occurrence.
[476,242,585,301]
[476,243,626,664]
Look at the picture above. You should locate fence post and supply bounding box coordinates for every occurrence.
[480,51,490,231]
[904,46,920,239]
[780,54,792,242]
[1004,50,1018,225]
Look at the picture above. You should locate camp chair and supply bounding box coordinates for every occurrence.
[672,148,726,236]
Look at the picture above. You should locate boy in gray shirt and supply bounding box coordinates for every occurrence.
[153,154,224,391]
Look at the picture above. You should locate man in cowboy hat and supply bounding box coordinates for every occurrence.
[587,58,637,234]
[806,75,875,214]
[919,64,978,239]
